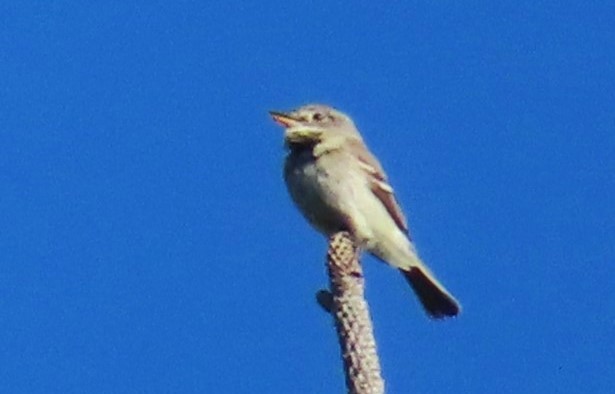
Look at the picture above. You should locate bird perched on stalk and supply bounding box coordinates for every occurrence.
[270,104,460,319]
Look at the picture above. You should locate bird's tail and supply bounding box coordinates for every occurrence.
[400,266,460,318]
[372,230,460,318]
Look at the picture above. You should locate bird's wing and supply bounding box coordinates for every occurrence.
[348,139,409,233]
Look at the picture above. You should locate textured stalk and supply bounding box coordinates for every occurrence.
[324,231,384,394]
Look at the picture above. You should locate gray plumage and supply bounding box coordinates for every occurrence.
[270,104,460,318]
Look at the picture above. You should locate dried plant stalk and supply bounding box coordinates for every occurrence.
[324,231,385,394]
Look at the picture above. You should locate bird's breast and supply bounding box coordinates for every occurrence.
[283,150,347,234]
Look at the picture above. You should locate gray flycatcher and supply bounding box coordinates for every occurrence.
[270,104,460,319]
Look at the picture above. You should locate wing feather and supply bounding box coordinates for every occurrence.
[348,139,409,233]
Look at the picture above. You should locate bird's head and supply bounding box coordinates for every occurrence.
[269,104,357,149]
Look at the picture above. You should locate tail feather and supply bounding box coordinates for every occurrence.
[401,267,460,319]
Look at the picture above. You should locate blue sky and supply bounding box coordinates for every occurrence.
[1,2,614,393]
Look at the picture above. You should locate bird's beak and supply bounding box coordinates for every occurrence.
[269,111,300,128]
[270,110,324,145]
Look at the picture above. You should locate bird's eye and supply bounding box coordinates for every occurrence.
[312,113,323,121]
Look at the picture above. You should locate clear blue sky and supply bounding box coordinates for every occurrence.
[1,2,614,393]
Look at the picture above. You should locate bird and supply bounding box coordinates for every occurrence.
[269,104,460,319]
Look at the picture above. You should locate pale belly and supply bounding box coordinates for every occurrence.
[283,149,415,269]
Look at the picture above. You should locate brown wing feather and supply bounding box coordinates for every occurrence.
[348,139,409,233]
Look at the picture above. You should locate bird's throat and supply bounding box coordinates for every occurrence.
[286,139,318,154]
